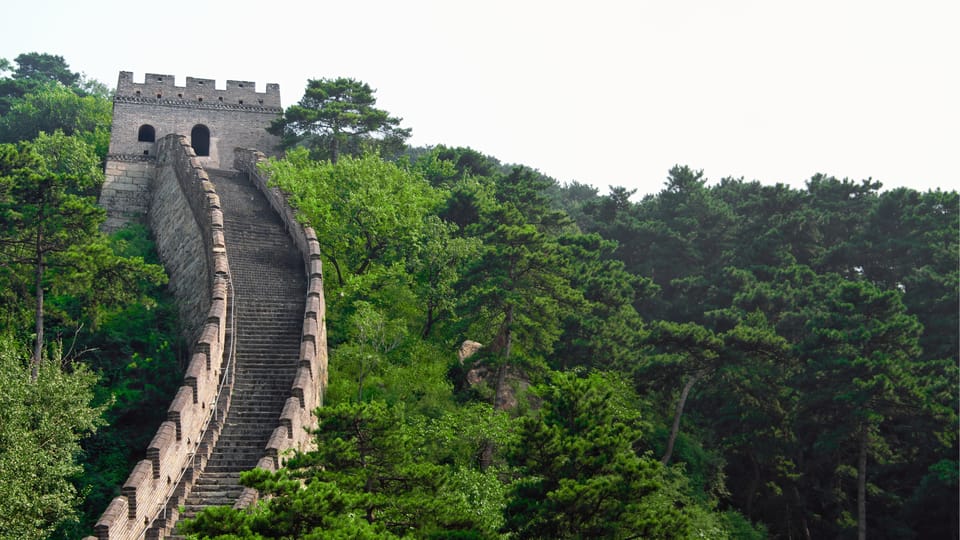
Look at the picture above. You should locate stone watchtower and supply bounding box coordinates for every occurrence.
[99,72,282,231]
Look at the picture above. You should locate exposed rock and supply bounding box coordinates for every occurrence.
[457,340,529,410]
[458,340,484,363]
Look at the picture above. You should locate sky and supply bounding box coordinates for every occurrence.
[2,0,957,197]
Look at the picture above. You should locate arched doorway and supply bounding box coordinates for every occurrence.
[137,124,156,142]
[191,124,210,156]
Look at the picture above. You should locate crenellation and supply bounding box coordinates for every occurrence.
[115,71,281,109]
[168,387,195,441]
[121,460,152,519]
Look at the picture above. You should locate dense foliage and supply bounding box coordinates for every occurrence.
[0,56,955,539]
[185,129,955,538]
[0,53,182,538]
[0,335,104,540]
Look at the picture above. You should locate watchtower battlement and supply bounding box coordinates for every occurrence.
[115,71,281,109]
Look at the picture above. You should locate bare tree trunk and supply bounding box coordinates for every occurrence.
[790,485,812,540]
[331,134,340,164]
[858,426,868,540]
[745,452,761,518]
[492,304,514,411]
[327,254,344,286]
[421,305,435,339]
[481,305,515,470]
[662,371,701,465]
[31,222,44,381]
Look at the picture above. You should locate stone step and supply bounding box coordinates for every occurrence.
[172,168,308,531]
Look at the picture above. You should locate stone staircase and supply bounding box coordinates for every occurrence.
[173,169,306,529]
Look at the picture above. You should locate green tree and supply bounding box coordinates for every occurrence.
[181,401,494,539]
[548,233,653,372]
[458,207,580,409]
[335,301,407,402]
[268,77,411,163]
[0,53,94,117]
[9,53,79,87]
[0,83,112,155]
[804,174,881,276]
[711,178,818,274]
[794,276,925,540]
[262,150,438,287]
[641,321,724,466]
[504,371,734,539]
[857,187,958,361]
[411,216,481,339]
[455,167,582,409]
[0,132,104,376]
[0,334,106,540]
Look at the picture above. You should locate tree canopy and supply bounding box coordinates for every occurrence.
[0,52,180,538]
[268,77,411,163]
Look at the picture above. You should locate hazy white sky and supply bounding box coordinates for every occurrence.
[2,0,957,197]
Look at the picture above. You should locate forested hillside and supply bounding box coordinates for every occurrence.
[0,56,956,539]
[0,54,180,539]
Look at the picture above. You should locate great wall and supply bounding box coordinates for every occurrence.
[85,73,327,539]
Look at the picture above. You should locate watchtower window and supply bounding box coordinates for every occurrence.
[191,124,210,157]
[137,124,156,142]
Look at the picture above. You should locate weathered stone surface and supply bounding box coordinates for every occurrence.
[149,141,210,343]
[100,160,153,233]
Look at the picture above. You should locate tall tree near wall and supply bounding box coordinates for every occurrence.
[0,333,105,540]
[268,77,411,163]
[457,167,582,410]
[0,132,103,377]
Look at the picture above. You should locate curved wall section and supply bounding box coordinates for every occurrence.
[233,148,329,508]
[89,135,233,540]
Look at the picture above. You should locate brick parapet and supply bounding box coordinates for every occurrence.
[91,135,234,540]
